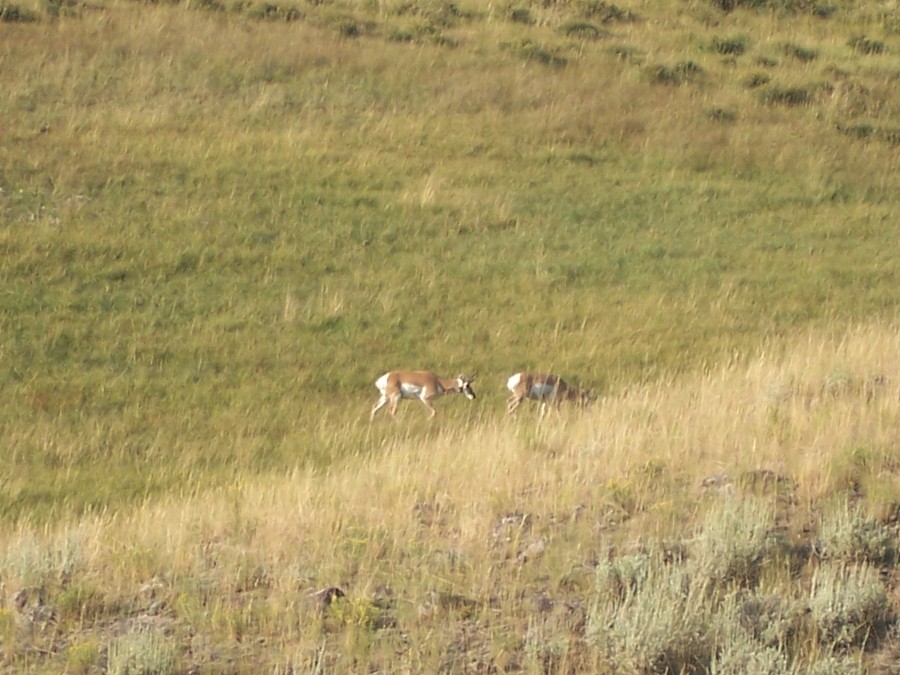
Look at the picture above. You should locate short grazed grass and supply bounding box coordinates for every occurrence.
[1,0,898,519]
[1,0,900,670]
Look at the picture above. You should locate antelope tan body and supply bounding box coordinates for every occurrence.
[371,371,477,420]
[506,371,591,417]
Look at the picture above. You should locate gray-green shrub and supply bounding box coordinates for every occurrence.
[808,562,892,651]
[588,554,713,672]
[816,501,897,565]
[107,629,178,675]
[689,497,782,587]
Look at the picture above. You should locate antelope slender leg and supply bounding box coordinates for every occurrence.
[371,396,389,420]
[420,395,438,419]
[389,396,401,418]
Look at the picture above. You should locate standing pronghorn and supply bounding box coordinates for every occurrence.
[506,372,592,417]
[370,371,477,420]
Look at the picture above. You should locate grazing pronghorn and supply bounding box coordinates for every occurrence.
[506,372,592,417]
[370,371,477,420]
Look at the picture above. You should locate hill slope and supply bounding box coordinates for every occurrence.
[2,1,900,669]
[3,323,900,671]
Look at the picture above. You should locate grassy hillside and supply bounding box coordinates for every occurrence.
[1,0,900,669]
[3,324,900,672]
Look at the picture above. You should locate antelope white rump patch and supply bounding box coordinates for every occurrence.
[375,373,390,393]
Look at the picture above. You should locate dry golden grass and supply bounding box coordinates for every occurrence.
[3,322,899,671]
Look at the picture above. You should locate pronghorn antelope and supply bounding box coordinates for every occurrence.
[506,372,592,417]
[370,371,477,420]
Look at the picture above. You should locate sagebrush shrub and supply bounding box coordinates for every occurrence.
[816,501,897,565]
[732,592,803,648]
[508,39,568,67]
[577,0,638,22]
[709,592,794,674]
[807,654,867,675]
[646,60,704,85]
[708,0,818,11]
[107,629,177,675]
[781,42,817,62]
[744,72,771,88]
[808,562,892,651]
[689,497,782,587]
[760,85,814,107]
[711,35,748,56]
[593,550,655,601]
[848,36,885,55]
[0,1,39,21]
[709,631,788,675]
[4,533,85,585]
[588,554,713,672]
[559,21,606,39]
